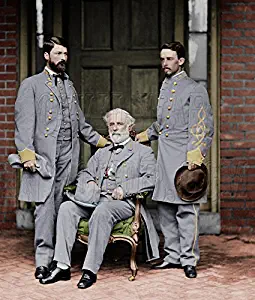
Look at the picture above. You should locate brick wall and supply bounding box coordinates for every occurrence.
[221,0,255,234]
[0,0,18,229]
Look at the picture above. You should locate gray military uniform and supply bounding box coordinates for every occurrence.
[14,69,102,267]
[146,71,214,266]
[53,140,160,274]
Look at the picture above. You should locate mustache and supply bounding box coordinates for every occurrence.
[57,60,66,66]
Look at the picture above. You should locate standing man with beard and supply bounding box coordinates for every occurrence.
[40,108,159,288]
[14,36,108,280]
[136,42,214,278]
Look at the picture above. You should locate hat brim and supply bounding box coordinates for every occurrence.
[174,164,208,202]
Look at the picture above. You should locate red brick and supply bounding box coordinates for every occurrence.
[223,97,243,105]
[221,39,233,46]
[221,150,247,157]
[232,5,255,12]
[222,29,242,37]
[5,48,16,56]
[222,56,233,63]
[221,89,232,96]
[222,47,243,55]
[234,55,255,63]
[221,20,233,29]
[245,47,255,54]
[235,22,255,29]
[233,106,255,113]
[6,16,17,23]
[234,72,255,80]
[234,89,255,96]
[221,141,232,148]
[221,115,243,122]
[221,106,233,113]
[222,81,243,88]
[221,13,244,21]
[246,202,255,208]
[6,65,16,73]
[246,63,255,71]
[222,63,245,71]
[6,82,16,89]
[232,210,255,219]
[245,98,255,105]
[222,219,247,227]
[221,132,245,140]
[0,90,16,96]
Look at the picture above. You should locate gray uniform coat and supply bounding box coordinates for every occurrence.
[53,140,159,274]
[15,70,101,203]
[147,71,214,204]
[76,140,160,261]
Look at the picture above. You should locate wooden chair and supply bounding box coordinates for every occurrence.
[75,193,145,281]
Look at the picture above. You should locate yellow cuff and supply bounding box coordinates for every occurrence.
[136,130,149,143]
[18,148,36,163]
[187,148,204,166]
[96,136,109,148]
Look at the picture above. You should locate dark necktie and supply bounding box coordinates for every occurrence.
[53,73,66,85]
[109,144,124,151]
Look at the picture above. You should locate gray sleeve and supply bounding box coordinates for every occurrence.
[77,102,101,147]
[14,79,36,162]
[187,84,214,163]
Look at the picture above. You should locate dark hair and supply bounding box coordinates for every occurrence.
[160,41,185,60]
[43,36,68,54]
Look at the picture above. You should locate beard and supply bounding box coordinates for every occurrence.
[110,131,130,144]
[48,59,66,74]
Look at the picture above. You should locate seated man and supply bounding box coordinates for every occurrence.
[40,108,159,289]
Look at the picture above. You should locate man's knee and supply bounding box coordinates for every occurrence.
[58,201,77,218]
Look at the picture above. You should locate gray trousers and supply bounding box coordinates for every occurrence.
[157,202,200,267]
[53,199,134,274]
[34,139,72,267]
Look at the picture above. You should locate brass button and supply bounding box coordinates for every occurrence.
[170,98,173,101]
[166,115,170,119]
[159,131,162,135]
[49,110,52,114]
[171,89,175,93]
[48,116,52,120]
[44,133,48,137]
[168,106,171,110]
[76,112,79,115]
[166,125,169,129]
[174,82,177,86]
[50,98,54,102]
[50,92,53,96]
[48,82,52,86]
[47,77,51,81]
[125,174,128,178]
[46,127,49,131]
[74,100,77,103]
[165,133,169,137]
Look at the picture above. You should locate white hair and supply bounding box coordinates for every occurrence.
[103,108,135,126]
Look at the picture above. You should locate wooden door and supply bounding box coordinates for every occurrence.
[67,0,175,162]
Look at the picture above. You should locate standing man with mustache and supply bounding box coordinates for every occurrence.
[136,42,214,278]
[14,36,108,280]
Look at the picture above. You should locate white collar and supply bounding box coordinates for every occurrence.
[114,137,131,147]
[45,66,57,76]
[172,70,185,78]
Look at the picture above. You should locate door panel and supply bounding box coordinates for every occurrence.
[68,0,174,138]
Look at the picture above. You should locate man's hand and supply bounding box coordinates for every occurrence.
[112,187,124,200]
[188,162,199,170]
[135,131,149,143]
[23,159,37,172]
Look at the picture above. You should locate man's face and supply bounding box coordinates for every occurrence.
[44,44,68,74]
[108,112,130,144]
[160,49,185,77]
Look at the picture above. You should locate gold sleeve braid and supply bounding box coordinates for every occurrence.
[18,148,36,163]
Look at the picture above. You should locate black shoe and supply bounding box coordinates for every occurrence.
[152,261,182,269]
[77,270,97,289]
[34,266,50,279]
[184,265,197,278]
[39,267,71,284]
